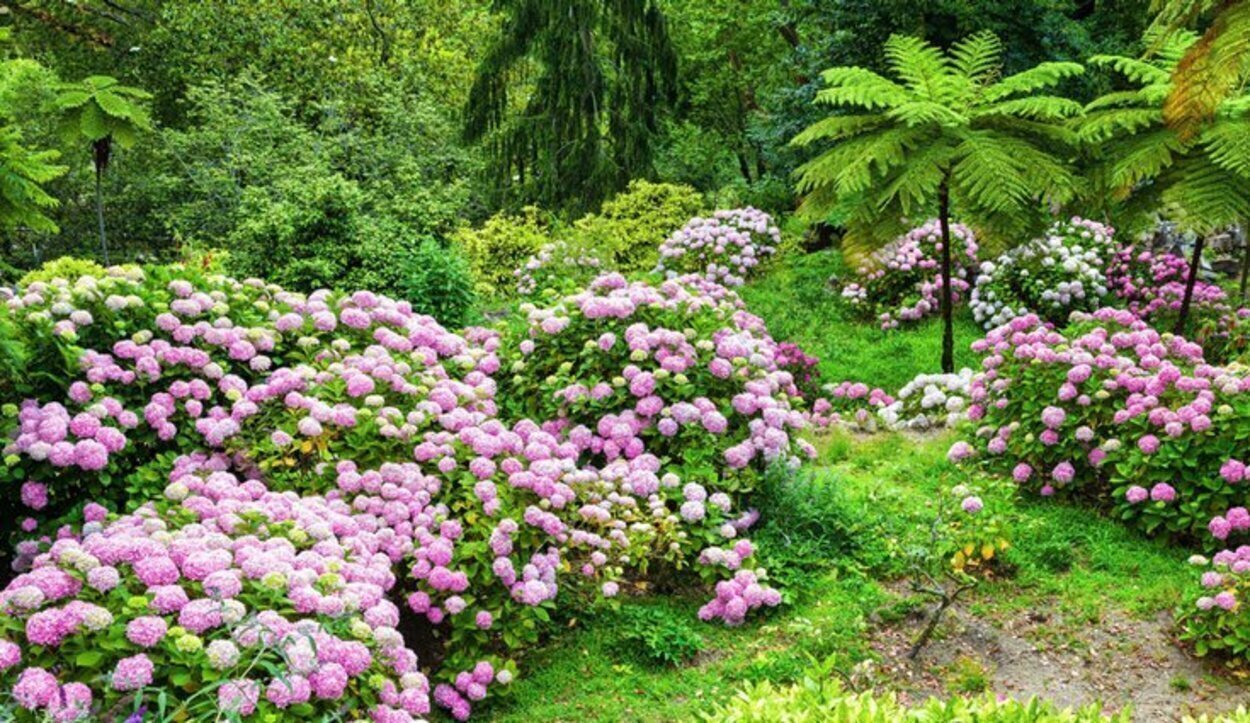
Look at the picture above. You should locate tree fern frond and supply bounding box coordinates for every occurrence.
[1159,156,1250,231]
[1087,54,1174,84]
[1079,108,1163,142]
[885,101,968,127]
[1084,90,1155,112]
[1164,1,1250,138]
[983,62,1084,102]
[884,34,949,98]
[950,31,1003,85]
[814,67,911,110]
[951,133,1033,213]
[977,96,1085,121]
[873,141,956,216]
[789,114,886,147]
[1105,128,1185,191]
[1201,118,1250,176]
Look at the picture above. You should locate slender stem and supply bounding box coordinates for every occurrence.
[95,161,109,266]
[937,173,954,374]
[1173,234,1205,336]
[1239,223,1249,306]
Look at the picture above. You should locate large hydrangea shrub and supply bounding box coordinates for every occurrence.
[839,219,978,330]
[969,217,1114,329]
[655,208,781,287]
[0,262,805,720]
[951,309,1250,543]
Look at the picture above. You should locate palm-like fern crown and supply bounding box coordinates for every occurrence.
[1083,31,1250,233]
[791,32,1084,253]
[54,76,153,149]
[0,125,67,234]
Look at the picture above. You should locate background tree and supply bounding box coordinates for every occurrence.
[792,32,1084,372]
[53,75,151,264]
[1081,31,1250,335]
[464,0,678,213]
[0,125,66,237]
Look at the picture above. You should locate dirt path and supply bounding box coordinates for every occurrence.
[867,596,1248,720]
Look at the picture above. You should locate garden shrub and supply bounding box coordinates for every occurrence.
[951,309,1250,543]
[1180,523,1250,660]
[609,606,705,666]
[1106,247,1250,363]
[0,455,434,722]
[571,180,704,273]
[655,208,782,287]
[17,257,109,288]
[708,674,1131,722]
[220,172,432,300]
[513,240,606,299]
[454,207,553,299]
[0,262,807,719]
[877,370,973,432]
[840,220,979,330]
[809,382,894,432]
[970,217,1115,330]
[399,237,477,328]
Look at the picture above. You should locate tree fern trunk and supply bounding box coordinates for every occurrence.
[94,162,109,266]
[938,175,954,374]
[1173,234,1205,337]
[1240,223,1249,305]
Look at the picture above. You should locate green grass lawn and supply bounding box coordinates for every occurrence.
[739,250,985,390]
[477,432,1196,722]
[473,254,1206,721]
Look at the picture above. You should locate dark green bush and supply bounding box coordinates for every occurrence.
[610,606,705,667]
[400,238,477,329]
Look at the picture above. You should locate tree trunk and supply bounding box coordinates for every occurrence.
[1240,223,1249,305]
[94,162,109,266]
[938,175,955,374]
[1173,234,1205,337]
[735,151,753,183]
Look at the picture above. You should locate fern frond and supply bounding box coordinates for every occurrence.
[793,127,922,197]
[983,62,1084,102]
[1104,128,1185,192]
[885,101,968,127]
[1079,108,1162,142]
[977,96,1085,121]
[1201,118,1250,176]
[951,133,1033,213]
[883,34,949,98]
[789,114,886,147]
[1159,156,1250,230]
[873,140,956,216]
[1088,54,1174,83]
[815,67,911,109]
[1164,1,1250,138]
[950,31,1003,85]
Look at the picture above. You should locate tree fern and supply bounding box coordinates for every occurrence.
[55,75,151,265]
[791,31,1082,372]
[1084,35,1250,333]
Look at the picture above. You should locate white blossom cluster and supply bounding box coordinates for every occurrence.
[878,369,974,431]
[970,217,1115,330]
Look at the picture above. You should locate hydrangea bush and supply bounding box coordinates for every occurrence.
[839,220,978,330]
[655,208,781,287]
[951,309,1250,543]
[0,262,808,719]
[513,240,606,298]
[877,370,974,432]
[1106,247,1250,362]
[969,217,1114,329]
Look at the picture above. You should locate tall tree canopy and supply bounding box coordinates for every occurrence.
[792,32,1084,371]
[464,0,678,212]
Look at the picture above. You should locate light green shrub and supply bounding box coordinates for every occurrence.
[706,676,1131,723]
[453,206,553,298]
[572,179,704,272]
[18,256,109,286]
